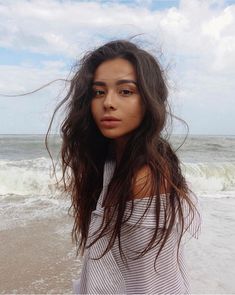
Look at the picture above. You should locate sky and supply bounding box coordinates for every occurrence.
[0,0,234,135]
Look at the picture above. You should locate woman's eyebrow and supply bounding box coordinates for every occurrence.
[92,79,137,86]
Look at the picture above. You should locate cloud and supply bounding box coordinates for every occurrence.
[0,0,234,69]
[0,0,234,134]
[0,61,67,93]
[0,0,161,56]
[0,61,69,134]
[0,0,234,71]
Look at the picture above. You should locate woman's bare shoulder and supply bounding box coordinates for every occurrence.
[132,164,170,200]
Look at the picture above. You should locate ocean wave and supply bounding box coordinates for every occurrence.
[0,157,63,196]
[1,158,235,196]
[183,162,235,194]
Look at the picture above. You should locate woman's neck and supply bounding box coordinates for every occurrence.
[109,138,127,165]
[115,137,128,165]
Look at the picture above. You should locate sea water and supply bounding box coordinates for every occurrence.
[0,134,235,293]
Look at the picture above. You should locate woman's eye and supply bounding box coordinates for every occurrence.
[93,90,104,97]
[120,89,133,96]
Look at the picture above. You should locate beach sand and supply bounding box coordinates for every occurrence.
[185,196,235,294]
[0,215,82,294]
[1,197,235,294]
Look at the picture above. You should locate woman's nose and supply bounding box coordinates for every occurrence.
[103,90,116,109]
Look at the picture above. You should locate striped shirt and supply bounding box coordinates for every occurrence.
[73,158,201,294]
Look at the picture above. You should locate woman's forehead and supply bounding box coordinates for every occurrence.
[93,58,136,81]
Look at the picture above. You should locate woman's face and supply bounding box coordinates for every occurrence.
[91,58,145,145]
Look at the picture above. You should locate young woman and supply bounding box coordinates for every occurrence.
[47,39,201,294]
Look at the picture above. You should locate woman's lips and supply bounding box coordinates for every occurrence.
[100,120,121,128]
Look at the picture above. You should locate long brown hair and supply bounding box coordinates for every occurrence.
[45,38,201,272]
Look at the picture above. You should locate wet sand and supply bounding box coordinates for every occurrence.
[1,197,235,294]
[185,197,235,294]
[0,215,82,294]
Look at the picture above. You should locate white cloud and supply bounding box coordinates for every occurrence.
[202,6,233,39]
[0,62,67,94]
[0,62,69,134]
[0,0,234,65]
[0,0,234,134]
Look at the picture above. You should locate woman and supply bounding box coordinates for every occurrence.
[46,39,201,294]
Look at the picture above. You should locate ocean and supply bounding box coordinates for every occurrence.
[0,134,235,293]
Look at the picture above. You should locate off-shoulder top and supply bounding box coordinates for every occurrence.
[72,157,202,294]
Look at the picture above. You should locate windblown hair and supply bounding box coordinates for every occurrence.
[45,39,201,272]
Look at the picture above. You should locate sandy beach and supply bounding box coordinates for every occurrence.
[1,197,235,294]
[185,196,235,294]
[0,215,82,294]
